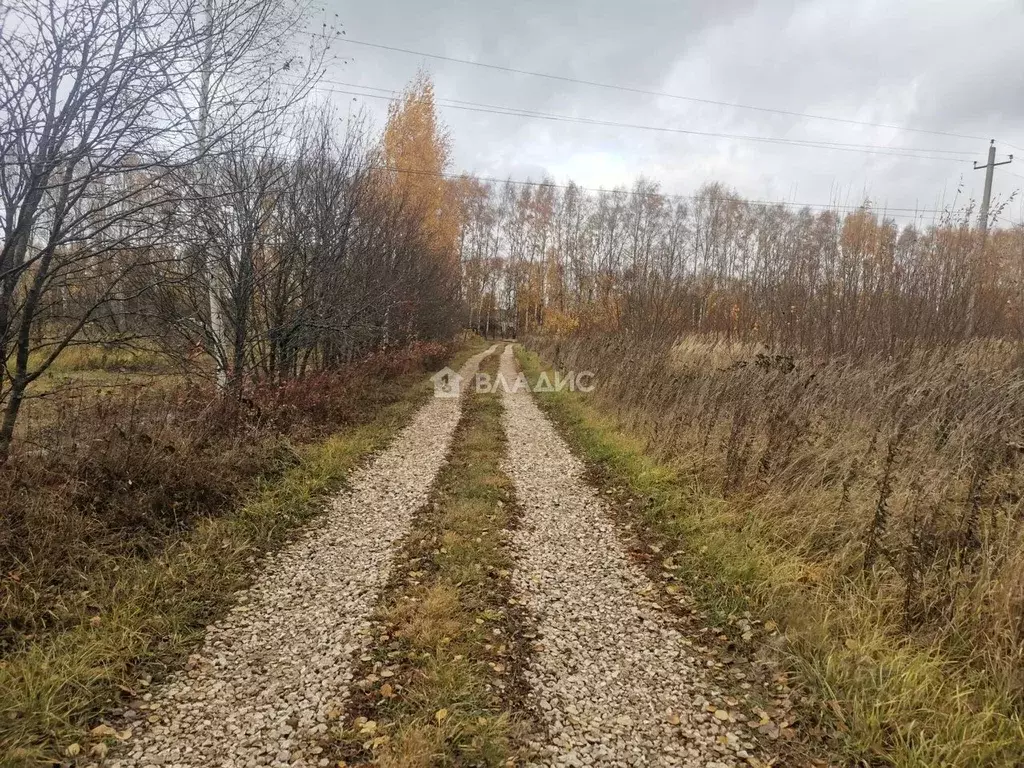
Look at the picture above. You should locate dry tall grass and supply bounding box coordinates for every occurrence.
[531,331,1024,763]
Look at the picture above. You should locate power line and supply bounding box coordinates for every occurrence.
[263,123,954,218]
[333,37,990,145]
[355,160,953,219]
[304,82,973,163]
[314,80,976,158]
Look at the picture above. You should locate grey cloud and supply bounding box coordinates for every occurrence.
[322,0,1024,221]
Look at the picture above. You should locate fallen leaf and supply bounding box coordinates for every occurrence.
[91,742,109,758]
[435,708,448,724]
[713,709,730,721]
[65,743,81,757]
[379,683,394,699]
[359,720,377,735]
[91,723,117,738]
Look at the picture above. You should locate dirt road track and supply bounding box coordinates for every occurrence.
[109,347,496,768]
[499,345,759,768]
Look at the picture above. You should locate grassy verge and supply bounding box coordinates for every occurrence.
[516,345,1024,768]
[0,340,486,766]
[332,348,530,767]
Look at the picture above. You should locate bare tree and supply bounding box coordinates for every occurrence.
[0,0,216,460]
[176,0,334,387]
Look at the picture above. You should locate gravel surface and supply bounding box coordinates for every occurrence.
[108,347,495,768]
[499,346,757,768]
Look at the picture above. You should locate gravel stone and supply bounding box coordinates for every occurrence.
[498,346,753,768]
[108,348,495,768]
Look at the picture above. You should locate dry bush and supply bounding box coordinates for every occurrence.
[247,342,450,439]
[0,341,451,654]
[534,331,1024,701]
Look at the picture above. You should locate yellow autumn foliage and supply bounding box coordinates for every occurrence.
[381,72,461,263]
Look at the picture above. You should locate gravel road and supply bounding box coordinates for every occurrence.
[108,347,495,768]
[498,346,757,768]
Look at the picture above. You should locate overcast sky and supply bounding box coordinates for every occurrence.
[307,0,1024,225]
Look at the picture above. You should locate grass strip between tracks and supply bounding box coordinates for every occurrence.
[332,347,533,767]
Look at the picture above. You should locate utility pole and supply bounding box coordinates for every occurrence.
[197,0,228,389]
[973,140,1014,234]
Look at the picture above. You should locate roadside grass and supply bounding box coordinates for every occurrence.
[516,345,1024,768]
[0,339,486,766]
[332,348,530,767]
[28,342,175,377]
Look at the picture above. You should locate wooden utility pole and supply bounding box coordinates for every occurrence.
[974,140,1013,234]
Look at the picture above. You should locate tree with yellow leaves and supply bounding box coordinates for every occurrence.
[381,72,461,263]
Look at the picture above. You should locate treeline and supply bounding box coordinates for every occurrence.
[0,0,461,459]
[458,177,1024,355]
